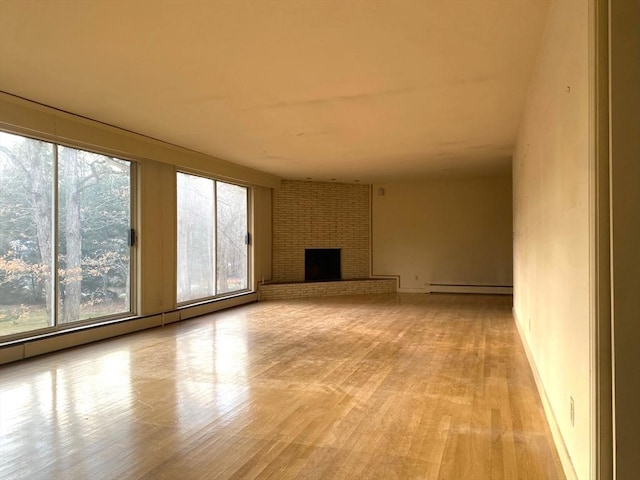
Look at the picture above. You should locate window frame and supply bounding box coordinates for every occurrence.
[175,170,252,307]
[0,130,138,343]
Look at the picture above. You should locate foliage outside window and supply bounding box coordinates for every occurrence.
[0,132,133,338]
[177,172,249,303]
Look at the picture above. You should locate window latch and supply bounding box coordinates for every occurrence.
[128,228,136,247]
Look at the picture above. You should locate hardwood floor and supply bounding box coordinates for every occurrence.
[0,294,565,479]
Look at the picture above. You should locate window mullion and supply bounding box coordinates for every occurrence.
[213,180,218,297]
[52,145,60,327]
[129,162,137,315]
[246,188,251,291]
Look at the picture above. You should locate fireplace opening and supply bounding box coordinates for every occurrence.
[305,248,341,282]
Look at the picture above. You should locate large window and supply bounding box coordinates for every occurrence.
[177,172,249,303]
[0,132,134,338]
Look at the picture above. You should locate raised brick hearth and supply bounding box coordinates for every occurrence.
[259,278,397,301]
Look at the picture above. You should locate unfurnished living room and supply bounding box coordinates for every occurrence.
[0,1,638,479]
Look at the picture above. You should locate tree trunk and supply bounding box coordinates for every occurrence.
[29,148,54,324]
[61,148,82,323]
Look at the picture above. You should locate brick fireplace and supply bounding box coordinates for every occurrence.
[260,180,396,300]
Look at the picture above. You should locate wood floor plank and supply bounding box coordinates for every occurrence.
[0,293,565,479]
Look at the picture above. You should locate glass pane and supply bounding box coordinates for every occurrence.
[57,146,131,324]
[216,182,248,294]
[177,173,215,302]
[0,132,55,336]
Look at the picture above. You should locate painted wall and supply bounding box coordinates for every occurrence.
[512,1,589,478]
[253,185,273,287]
[372,176,513,291]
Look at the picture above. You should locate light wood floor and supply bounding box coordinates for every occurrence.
[0,294,565,480]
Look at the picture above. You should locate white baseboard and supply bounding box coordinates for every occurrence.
[429,284,513,295]
[0,293,258,365]
[513,310,578,480]
[397,287,429,293]
[396,285,513,294]
[179,292,257,320]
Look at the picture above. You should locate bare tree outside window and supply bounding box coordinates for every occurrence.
[57,146,131,324]
[176,173,215,303]
[0,133,55,335]
[0,133,132,338]
[217,182,248,294]
[176,173,248,304]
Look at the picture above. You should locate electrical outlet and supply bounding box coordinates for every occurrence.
[528,317,532,332]
[570,396,575,427]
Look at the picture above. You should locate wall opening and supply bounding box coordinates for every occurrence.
[305,249,341,282]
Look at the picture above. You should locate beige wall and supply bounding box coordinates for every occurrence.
[372,176,513,291]
[253,185,273,287]
[139,160,176,315]
[512,1,589,478]
[272,180,370,283]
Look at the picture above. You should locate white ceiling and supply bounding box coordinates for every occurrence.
[0,0,550,183]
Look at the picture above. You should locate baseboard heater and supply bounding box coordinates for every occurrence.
[429,283,513,295]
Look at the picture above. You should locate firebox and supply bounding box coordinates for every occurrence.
[305,248,341,282]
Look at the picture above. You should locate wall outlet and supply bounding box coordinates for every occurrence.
[570,396,575,427]
[528,317,532,332]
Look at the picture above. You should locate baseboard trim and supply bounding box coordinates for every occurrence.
[397,287,429,293]
[0,293,258,365]
[179,292,258,320]
[429,284,513,295]
[513,310,579,480]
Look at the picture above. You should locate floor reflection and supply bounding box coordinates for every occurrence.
[174,317,249,429]
[0,350,132,477]
[214,318,250,416]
